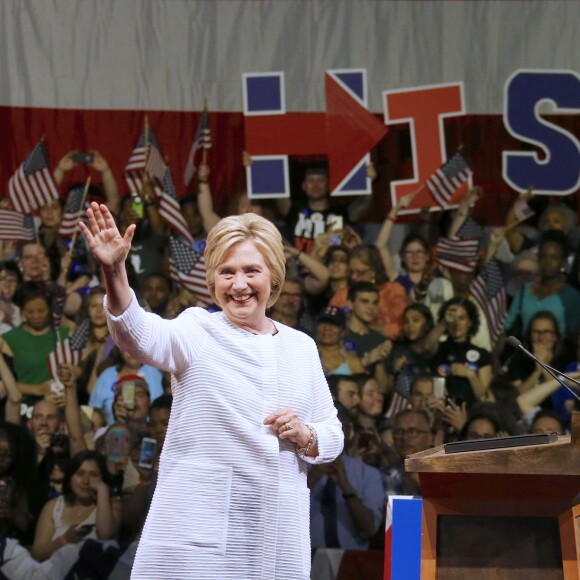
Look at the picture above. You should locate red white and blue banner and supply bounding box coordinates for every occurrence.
[0,1,580,221]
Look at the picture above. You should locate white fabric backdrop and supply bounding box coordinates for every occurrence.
[1,0,579,113]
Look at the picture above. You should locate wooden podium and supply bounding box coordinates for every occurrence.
[405,413,580,580]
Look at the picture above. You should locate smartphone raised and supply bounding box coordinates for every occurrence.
[72,152,94,164]
[138,437,158,469]
[122,382,136,410]
[433,377,446,399]
[130,194,144,218]
[106,432,127,463]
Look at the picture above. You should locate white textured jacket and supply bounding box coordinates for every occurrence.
[105,292,344,580]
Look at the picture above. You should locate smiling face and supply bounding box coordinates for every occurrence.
[0,270,19,301]
[530,316,558,351]
[316,321,344,346]
[213,240,272,330]
[19,243,46,281]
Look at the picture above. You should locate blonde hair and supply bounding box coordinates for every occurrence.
[204,213,286,308]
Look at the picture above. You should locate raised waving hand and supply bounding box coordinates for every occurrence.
[80,202,135,269]
[79,202,134,315]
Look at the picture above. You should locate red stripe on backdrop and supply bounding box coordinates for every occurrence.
[1,107,580,224]
[0,106,247,214]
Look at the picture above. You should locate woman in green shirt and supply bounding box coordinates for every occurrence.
[1,282,67,418]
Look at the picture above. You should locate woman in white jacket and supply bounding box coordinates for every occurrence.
[80,204,343,580]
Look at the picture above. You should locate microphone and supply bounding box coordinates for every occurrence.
[507,336,580,404]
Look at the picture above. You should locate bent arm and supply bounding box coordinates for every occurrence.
[516,373,580,416]
[301,344,344,465]
[106,290,206,374]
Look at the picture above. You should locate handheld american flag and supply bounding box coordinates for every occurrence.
[49,283,67,331]
[58,186,87,238]
[183,106,212,187]
[0,210,35,241]
[456,216,484,240]
[8,140,60,214]
[425,151,472,208]
[69,318,92,352]
[470,258,507,347]
[435,215,483,273]
[169,236,212,304]
[435,236,480,273]
[512,197,536,223]
[124,127,164,195]
[159,168,194,243]
[47,337,80,381]
[145,143,167,182]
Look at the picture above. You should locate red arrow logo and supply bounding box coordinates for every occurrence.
[245,73,388,191]
[325,74,388,190]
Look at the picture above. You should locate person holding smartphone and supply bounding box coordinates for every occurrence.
[80,204,343,579]
[31,450,120,562]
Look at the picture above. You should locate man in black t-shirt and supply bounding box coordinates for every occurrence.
[277,166,371,254]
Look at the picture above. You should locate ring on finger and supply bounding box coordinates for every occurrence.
[284,422,292,432]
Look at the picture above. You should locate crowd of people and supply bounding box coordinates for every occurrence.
[0,148,577,576]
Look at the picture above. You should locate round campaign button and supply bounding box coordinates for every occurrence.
[466,349,480,363]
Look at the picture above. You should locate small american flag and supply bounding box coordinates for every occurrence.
[47,337,80,381]
[69,318,92,352]
[58,186,87,238]
[425,151,472,208]
[169,236,212,304]
[124,128,163,195]
[435,236,480,273]
[0,209,35,241]
[513,198,536,223]
[456,216,484,240]
[470,258,507,347]
[144,144,167,182]
[8,141,59,214]
[183,106,211,187]
[159,168,194,243]
[385,392,412,419]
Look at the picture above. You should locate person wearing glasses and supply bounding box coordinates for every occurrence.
[374,194,454,322]
[382,409,434,497]
[501,310,574,394]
